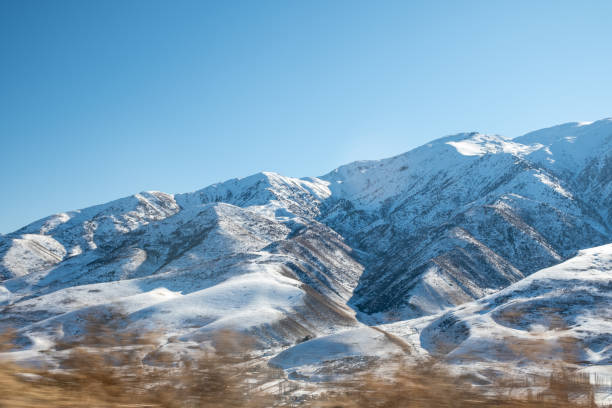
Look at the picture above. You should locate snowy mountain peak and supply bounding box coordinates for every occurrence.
[175,171,331,220]
[516,117,612,144]
[514,118,612,175]
[444,132,539,157]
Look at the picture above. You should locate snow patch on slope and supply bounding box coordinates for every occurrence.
[446,133,541,157]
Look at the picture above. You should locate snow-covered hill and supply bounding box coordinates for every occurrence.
[272,243,612,402]
[417,243,612,368]
[0,118,610,380]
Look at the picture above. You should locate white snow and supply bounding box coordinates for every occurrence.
[445,133,540,157]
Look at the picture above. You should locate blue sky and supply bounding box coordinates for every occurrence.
[1,0,611,233]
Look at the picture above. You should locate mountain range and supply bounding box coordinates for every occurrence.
[1,118,611,391]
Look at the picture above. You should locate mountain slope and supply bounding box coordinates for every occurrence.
[274,243,612,388]
[417,243,612,366]
[0,195,363,349]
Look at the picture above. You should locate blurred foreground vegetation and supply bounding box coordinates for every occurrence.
[0,315,606,407]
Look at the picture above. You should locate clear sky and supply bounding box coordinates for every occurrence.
[1,0,611,233]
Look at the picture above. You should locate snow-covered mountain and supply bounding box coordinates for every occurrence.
[321,120,611,319]
[0,118,610,378]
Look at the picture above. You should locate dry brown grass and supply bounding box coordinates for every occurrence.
[0,315,606,408]
[0,314,279,408]
[307,360,600,408]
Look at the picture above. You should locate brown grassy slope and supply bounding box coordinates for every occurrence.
[0,321,605,408]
